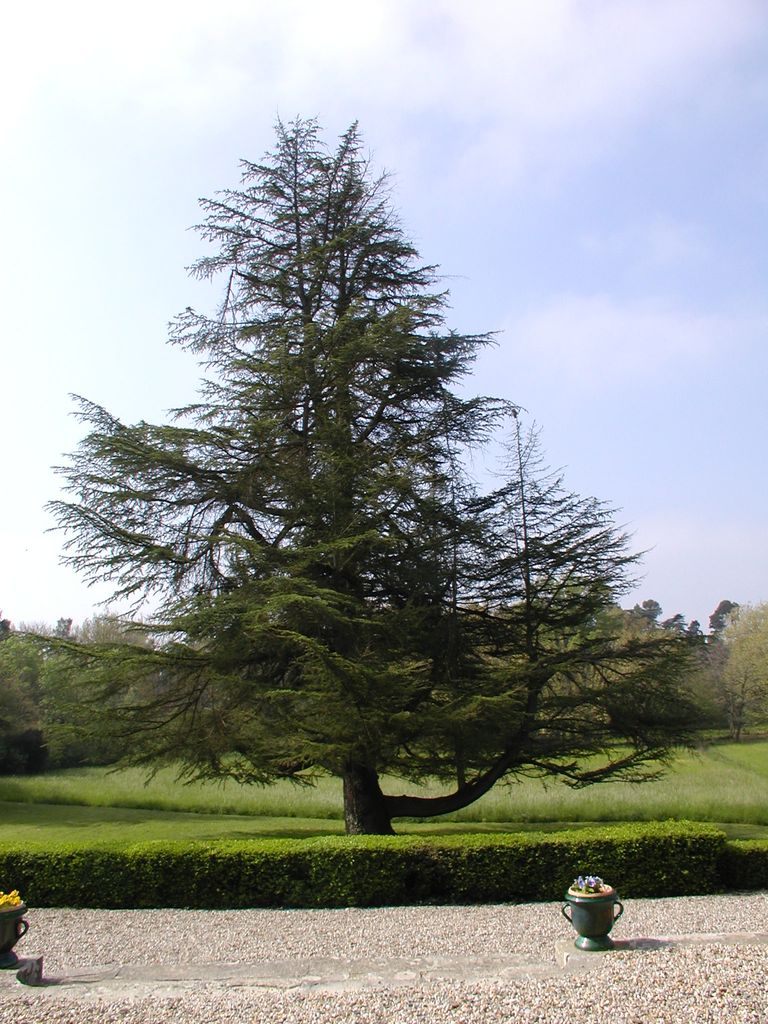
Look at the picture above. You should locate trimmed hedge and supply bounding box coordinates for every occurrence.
[0,821,730,908]
[718,839,768,892]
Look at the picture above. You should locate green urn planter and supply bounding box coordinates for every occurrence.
[0,904,29,968]
[561,884,623,951]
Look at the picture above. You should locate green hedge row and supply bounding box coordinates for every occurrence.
[719,839,768,892]
[0,822,735,908]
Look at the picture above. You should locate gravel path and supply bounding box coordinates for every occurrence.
[1,895,767,1022]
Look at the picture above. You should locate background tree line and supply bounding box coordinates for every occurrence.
[0,612,149,772]
[624,597,768,741]
[2,595,764,778]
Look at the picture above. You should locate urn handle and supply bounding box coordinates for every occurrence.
[613,900,624,923]
[15,918,29,940]
[560,903,573,923]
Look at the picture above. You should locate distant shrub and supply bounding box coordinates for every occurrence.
[0,730,48,775]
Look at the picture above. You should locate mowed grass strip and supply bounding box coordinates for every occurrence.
[0,801,765,847]
[0,740,765,846]
[0,800,344,846]
[0,801,625,847]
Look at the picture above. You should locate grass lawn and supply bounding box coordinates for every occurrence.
[0,739,766,846]
[2,800,763,849]
[0,800,343,846]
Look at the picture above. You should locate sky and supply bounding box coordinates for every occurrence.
[2,0,766,631]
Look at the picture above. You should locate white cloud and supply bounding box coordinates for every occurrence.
[504,295,757,389]
[5,1,406,126]
[405,1,746,117]
[6,1,763,173]
[580,219,712,271]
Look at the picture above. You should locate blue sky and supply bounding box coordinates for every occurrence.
[2,0,766,629]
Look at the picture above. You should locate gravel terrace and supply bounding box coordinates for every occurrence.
[0,894,766,1022]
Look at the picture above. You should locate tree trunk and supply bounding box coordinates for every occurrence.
[384,748,518,821]
[342,763,394,835]
[342,746,524,833]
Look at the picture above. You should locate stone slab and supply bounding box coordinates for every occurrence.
[4,930,768,998]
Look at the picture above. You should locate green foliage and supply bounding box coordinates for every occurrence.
[47,118,702,833]
[0,617,157,771]
[0,636,47,774]
[0,822,726,908]
[718,839,768,891]
[674,599,768,741]
[421,823,726,902]
[710,600,739,636]
[718,604,768,740]
[0,636,41,728]
[38,618,150,769]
